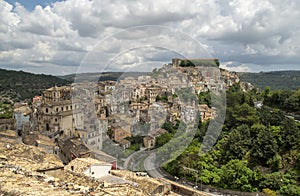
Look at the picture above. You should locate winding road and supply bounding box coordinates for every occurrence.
[124,149,221,195]
[143,152,165,178]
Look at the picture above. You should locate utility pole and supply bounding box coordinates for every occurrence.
[182,166,199,189]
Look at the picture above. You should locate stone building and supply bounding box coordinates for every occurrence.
[143,128,167,149]
[172,58,220,68]
[65,157,112,179]
[143,135,155,148]
[58,137,92,164]
[199,104,215,121]
[75,125,103,150]
[0,118,15,131]
[146,86,162,103]
[36,86,84,137]
[22,131,56,154]
[112,126,131,142]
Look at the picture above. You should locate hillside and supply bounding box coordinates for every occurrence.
[163,85,300,195]
[58,72,151,82]
[58,72,123,82]
[238,71,300,90]
[0,68,70,101]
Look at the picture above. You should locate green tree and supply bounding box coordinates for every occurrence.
[251,125,278,165]
[155,133,173,148]
[263,86,271,99]
[284,89,300,114]
[232,103,259,126]
[218,160,257,192]
[161,121,174,132]
[221,125,251,162]
[281,118,300,151]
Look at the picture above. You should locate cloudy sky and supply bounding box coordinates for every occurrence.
[1,0,299,75]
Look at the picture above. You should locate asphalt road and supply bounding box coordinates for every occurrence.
[143,152,221,196]
[123,148,148,171]
[143,152,164,178]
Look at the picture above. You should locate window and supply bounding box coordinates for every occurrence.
[46,123,50,131]
[55,118,57,122]
[56,108,58,112]
[61,107,63,111]
[45,108,49,113]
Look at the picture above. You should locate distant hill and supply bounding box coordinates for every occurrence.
[238,71,300,90]
[58,72,124,82]
[3,68,298,102]
[0,68,70,101]
[58,72,151,82]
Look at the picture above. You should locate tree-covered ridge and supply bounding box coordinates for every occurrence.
[238,71,300,90]
[263,87,300,116]
[58,72,152,83]
[0,68,70,101]
[163,84,300,195]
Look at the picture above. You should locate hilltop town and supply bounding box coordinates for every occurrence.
[0,58,248,195]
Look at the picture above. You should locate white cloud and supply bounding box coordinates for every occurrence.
[0,0,299,74]
[0,2,20,33]
[220,61,251,72]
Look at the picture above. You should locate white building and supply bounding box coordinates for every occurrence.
[65,157,112,178]
[13,105,31,132]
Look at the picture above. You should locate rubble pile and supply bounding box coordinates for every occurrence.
[0,139,175,195]
[0,165,75,196]
[0,140,63,171]
[101,185,145,196]
[110,170,172,195]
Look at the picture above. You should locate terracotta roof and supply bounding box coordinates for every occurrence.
[118,139,130,146]
[149,128,167,137]
[60,137,91,157]
[13,106,31,115]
